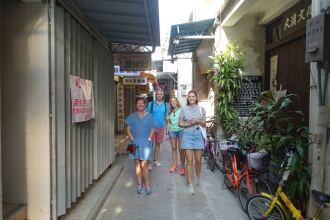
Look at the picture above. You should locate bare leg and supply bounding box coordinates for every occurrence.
[178,138,185,167]
[170,138,178,166]
[135,160,142,185]
[194,149,203,178]
[185,150,194,185]
[153,143,160,161]
[141,160,149,186]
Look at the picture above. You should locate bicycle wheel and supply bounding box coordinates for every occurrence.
[207,156,216,171]
[238,175,272,212]
[246,195,285,220]
[207,143,216,171]
[221,152,231,173]
[202,148,208,159]
[223,157,233,189]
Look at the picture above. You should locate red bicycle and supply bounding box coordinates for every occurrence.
[223,141,272,212]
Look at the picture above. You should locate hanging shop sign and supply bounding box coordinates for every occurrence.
[123,77,148,85]
[70,75,95,123]
[282,0,311,37]
[120,53,151,71]
[114,65,140,76]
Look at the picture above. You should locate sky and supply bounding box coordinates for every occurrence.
[152,0,193,60]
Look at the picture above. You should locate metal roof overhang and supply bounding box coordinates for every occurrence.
[69,0,160,53]
[168,18,214,58]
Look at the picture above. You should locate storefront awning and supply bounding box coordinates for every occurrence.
[168,19,214,58]
[68,0,160,52]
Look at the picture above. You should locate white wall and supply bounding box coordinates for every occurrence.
[177,57,193,106]
[307,1,330,218]
[215,14,266,76]
[2,1,50,219]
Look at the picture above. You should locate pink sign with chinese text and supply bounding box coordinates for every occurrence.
[70,75,95,123]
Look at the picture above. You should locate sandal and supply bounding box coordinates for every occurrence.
[145,185,152,195]
[169,165,177,173]
[180,167,186,176]
[136,184,143,194]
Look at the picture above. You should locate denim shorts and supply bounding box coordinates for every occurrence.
[181,128,205,150]
[168,130,183,139]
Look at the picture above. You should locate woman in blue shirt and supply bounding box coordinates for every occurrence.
[126,97,156,195]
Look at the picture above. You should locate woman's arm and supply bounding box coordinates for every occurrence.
[199,115,206,127]
[165,114,170,134]
[179,117,191,128]
[127,125,134,141]
[149,128,154,140]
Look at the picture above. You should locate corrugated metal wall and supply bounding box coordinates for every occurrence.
[55,5,115,215]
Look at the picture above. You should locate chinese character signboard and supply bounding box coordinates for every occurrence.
[70,75,95,123]
[120,53,151,71]
[123,77,148,85]
[282,0,311,37]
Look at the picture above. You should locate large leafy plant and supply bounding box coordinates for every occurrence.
[208,42,245,133]
[250,91,311,209]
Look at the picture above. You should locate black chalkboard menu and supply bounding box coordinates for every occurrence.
[233,76,262,117]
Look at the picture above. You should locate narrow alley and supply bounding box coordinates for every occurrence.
[96,140,248,220]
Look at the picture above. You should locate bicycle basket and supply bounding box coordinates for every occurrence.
[247,151,270,173]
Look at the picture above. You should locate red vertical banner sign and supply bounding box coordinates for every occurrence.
[70,75,95,123]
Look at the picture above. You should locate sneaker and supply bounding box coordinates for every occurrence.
[145,185,152,195]
[136,184,143,194]
[169,165,177,173]
[154,161,162,167]
[194,176,200,186]
[180,167,186,176]
[148,163,152,171]
[188,184,195,195]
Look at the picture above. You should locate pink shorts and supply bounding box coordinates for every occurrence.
[153,128,165,144]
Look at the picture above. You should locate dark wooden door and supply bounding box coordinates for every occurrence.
[269,36,310,125]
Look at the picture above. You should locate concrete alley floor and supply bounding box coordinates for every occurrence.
[96,140,248,220]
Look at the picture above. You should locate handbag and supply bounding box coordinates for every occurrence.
[198,105,207,139]
[199,125,207,139]
[126,143,137,154]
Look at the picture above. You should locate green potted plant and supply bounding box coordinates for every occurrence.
[250,91,311,211]
[208,42,245,134]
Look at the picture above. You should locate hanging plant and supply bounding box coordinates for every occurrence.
[208,42,245,133]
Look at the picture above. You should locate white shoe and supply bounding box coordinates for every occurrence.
[188,184,195,195]
[148,163,152,171]
[154,161,162,167]
[194,177,200,186]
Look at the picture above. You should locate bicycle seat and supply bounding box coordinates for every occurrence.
[311,190,330,204]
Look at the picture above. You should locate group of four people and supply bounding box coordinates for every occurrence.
[125,88,206,195]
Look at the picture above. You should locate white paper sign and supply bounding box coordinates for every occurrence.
[70,75,95,123]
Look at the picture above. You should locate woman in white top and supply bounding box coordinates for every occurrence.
[179,90,206,195]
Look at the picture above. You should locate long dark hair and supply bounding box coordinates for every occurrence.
[169,96,181,114]
[186,89,198,106]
